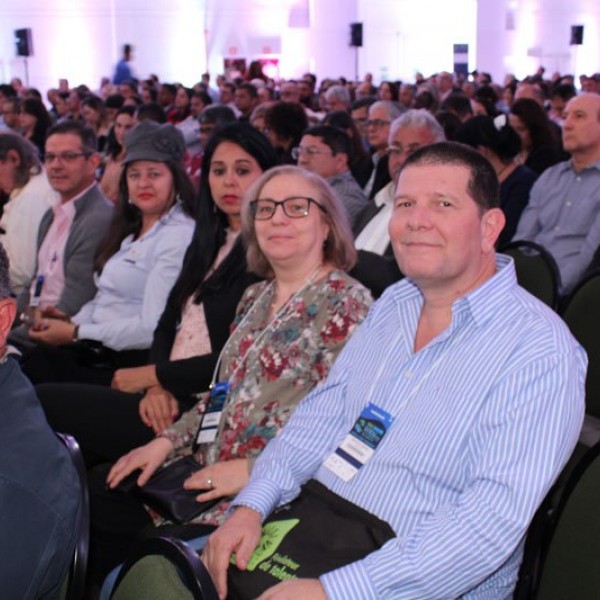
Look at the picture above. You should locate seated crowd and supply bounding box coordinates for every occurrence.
[0,61,598,598]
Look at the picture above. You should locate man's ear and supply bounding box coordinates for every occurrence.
[481,207,506,253]
[6,149,21,168]
[0,298,17,345]
[88,152,102,170]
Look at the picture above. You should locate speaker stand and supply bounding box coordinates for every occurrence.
[23,57,29,87]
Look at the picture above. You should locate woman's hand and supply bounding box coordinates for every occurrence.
[139,385,180,433]
[112,364,158,393]
[28,319,76,345]
[106,437,174,489]
[183,459,250,502]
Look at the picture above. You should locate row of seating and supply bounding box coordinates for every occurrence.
[501,241,600,426]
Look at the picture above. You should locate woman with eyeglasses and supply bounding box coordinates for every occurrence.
[90,165,371,589]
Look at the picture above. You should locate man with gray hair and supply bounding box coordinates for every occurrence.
[363,100,404,199]
[355,109,446,256]
[350,109,446,296]
[0,241,81,597]
[325,85,351,113]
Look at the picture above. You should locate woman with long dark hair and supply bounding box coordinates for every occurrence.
[100,106,136,202]
[19,97,52,159]
[509,98,564,174]
[456,114,538,246]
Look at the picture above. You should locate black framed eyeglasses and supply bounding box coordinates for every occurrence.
[250,196,327,220]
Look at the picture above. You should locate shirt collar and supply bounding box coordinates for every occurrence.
[392,254,518,330]
[557,157,600,174]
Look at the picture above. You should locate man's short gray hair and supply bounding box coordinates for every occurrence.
[389,108,446,144]
[325,85,351,106]
[369,100,405,121]
[0,243,12,300]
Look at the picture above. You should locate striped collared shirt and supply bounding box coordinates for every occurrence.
[234,255,586,598]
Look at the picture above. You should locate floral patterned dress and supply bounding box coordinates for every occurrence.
[158,269,372,525]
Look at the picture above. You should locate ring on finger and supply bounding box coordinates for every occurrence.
[206,478,215,489]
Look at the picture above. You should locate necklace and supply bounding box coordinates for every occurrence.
[271,263,323,312]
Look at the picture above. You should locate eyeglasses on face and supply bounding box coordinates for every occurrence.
[387,144,421,157]
[44,151,90,164]
[366,119,391,128]
[291,146,332,161]
[250,196,327,220]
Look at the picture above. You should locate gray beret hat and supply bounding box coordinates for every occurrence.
[123,121,186,165]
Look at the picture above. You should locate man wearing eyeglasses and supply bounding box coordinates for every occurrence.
[363,101,404,200]
[295,126,368,228]
[10,121,113,350]
[351,109,446,297]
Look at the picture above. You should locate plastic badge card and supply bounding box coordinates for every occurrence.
[323,402,393,482]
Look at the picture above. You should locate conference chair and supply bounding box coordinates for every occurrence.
[55,432,90,600]
[110,537,219,600]
[499,240,561,310]
[514,441,600,600]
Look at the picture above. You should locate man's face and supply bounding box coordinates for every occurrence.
[326,96,347,113]
[219,86,234,105]
[388,126,438,182]
[562,94,600,156]
[389,163,502,293]
[158,86,174,108]
[366,105,391,153]
[296,134,344,178]
[280,83,300,103]
[351,105,369,139]
[299,81,312,100]
[190,96,205,119]
[234,89,256,115]
[1,101,19,129]
[44,133,98,202]
[399,86,414,108]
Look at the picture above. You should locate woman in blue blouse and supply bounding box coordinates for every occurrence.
[22,121,196,385]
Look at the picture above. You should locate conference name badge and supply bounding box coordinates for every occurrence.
[195,381,229,445]
[323,402,393,482]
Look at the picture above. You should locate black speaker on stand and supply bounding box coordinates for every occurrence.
[14,28,33,86]
[570,25,584,45]
[350,23,363,82]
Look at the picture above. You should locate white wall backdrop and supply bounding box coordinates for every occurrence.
[0,0,598,92]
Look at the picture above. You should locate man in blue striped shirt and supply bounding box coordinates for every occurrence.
[203,142,586,599]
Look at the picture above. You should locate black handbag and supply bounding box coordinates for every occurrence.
[117,456,219,525]
[227,479,395,599]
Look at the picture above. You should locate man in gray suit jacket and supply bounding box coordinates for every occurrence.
[11,121,113,348]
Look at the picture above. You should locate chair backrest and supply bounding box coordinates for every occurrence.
[515,441,600,600]
[500,240,561,310]
[55,432,90,600]
[110,537,219,600]
[561,270,600,419]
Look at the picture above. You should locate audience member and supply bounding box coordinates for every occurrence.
[112,44,135,85]
[353,108,445,294]
[378,81,399,102]
[0,241,81,599]
[456,114,537,246]
[0,133,58,297]
[19,97,52,159]
[514,93,600,293]
[234,83,259,122]
[510,98,564,174]
[264,101,308,164]
[1,96,20,132]
[202,142,585,600]
[363,100,404,199]
[9,122,113,346]
[99,106,136,203]
[325,85,351,113]
[295,125,368,227]
[81,95,111,152]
